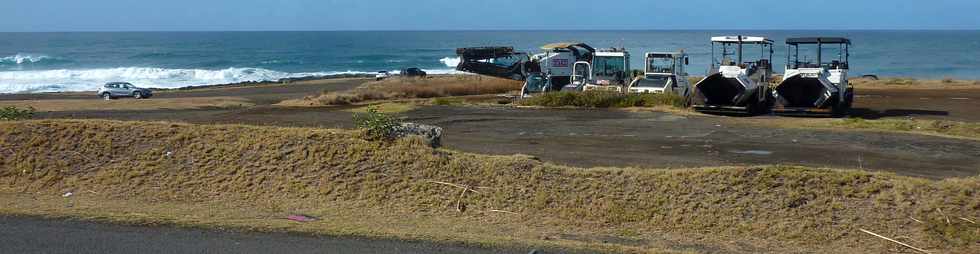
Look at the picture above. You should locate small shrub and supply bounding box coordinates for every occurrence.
[0,106,35,121]
[431,97,462,106]
[353,107,401,141]
[942,77,955,84]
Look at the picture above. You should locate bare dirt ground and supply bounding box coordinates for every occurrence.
[4,78,979,179]
[852,87,980,122]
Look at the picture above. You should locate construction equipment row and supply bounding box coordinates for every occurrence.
[454,36,853,116]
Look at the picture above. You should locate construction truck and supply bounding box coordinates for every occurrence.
[691,36,775,114]
[628,51,691,98]
[456,43,595,92]
[772,37,853,116]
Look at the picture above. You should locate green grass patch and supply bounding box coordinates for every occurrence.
[519,91,686,108]
[431,97,464,106]
[0,106,35,121]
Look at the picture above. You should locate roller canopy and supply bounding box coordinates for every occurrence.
[786,37,851,45]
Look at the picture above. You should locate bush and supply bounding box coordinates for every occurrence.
[0,106,35,121]
[353,106,401,141]
[520,91,686,108]
[431,97,463,106]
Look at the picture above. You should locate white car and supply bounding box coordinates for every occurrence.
[375,71,391,81]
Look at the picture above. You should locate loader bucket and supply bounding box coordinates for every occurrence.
[774,76,831,108]
[693,73,746,106]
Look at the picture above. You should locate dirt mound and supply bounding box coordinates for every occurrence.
[1,120,977,253]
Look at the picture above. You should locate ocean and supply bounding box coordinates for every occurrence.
[1,30,978,93]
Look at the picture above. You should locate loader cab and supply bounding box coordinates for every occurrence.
[563,61,593,91]
[629,51,691,97]
[521,73,552,98]
[576,49,630,92]
[591,50,631,86]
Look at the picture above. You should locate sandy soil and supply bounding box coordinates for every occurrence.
[2,78,978,179]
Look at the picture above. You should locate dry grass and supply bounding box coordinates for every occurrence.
[829,118,980,140]
[0,97,253,112]
[1,120,977,253]
[741,117,980,141]
[850,77,980,90]
[280,75,522,106]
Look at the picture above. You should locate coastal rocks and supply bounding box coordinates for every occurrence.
[393,123,443,148]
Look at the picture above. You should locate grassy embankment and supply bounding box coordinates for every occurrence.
[1,120,977,253]
[850,77,980,89]
[279,76,522,107]
[0,97,254,112]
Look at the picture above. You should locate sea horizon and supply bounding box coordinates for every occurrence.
[2,30,978,93]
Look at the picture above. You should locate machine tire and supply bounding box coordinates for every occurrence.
[102,93,112,100]
[133,92,144,99]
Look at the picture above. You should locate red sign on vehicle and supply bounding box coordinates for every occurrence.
[551,59,569,68]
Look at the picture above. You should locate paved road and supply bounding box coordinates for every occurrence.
[0,216,548,254]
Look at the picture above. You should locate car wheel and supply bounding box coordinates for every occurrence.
[102,93,112,100]
[134,92,143,99]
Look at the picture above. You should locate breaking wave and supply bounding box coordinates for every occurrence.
[0,54,60,65]
[440,57,461,68]
[0,67,463,93]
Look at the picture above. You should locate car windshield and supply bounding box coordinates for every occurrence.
[634,76,672,88]
[592,56,626,79]
[648,56,674,73]
[524,75,548,92]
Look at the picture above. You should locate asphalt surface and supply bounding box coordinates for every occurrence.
[0,216,545,254]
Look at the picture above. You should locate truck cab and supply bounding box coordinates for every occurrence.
[628,51,691,98]
[562,48,631,92]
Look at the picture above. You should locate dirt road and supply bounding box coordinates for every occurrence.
[6,78,980,179]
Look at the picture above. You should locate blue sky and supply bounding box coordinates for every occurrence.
[2,0,979,31]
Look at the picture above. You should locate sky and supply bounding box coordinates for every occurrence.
[2,0,979,31]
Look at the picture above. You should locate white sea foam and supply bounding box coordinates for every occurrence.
[440,57,461,68]
[0,54,55,65]
[0,67,465,93]
[0,67,362,93]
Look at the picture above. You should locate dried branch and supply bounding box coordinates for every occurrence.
[859,229,931,254]
[936,208,950,225]
[488,209,519,215]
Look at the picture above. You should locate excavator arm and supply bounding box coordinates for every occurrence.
[455,46,538,81]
